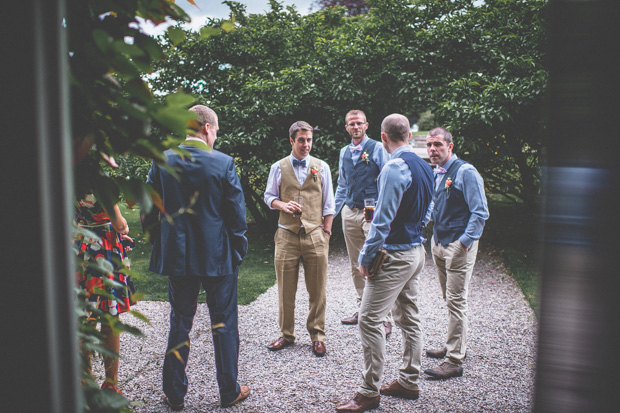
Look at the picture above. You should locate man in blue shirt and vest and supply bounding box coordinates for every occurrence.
[337,114,433,412]
[334,110,393,336]
[424,127,489,380]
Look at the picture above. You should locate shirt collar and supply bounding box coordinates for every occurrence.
[290,153,309,162]
[390,144,413,159]
[350,135,369,147]
[183,137,209,150]
[439,154,458,170]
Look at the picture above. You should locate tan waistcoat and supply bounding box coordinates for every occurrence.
[279,156,323,234]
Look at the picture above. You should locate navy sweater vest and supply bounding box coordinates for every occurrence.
[432,158,469,246]
[343,139,381,209]
[385,151,434,245]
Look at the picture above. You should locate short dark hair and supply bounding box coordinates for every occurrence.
[289,121,313,140]
[427,127,453,145]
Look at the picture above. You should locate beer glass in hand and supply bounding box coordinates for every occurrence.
[364,198,375,222]
[293,196,303,217]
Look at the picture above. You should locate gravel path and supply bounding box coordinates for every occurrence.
[111,241,537,412]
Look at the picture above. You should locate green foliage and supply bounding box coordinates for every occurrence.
[150,0,548,231]
[68,0,199,215]
[65,1,239,410]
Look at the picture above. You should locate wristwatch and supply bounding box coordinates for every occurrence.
[323,228,332,236]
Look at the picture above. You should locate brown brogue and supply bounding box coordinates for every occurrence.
[426,347,447,358]
[221,385,250,408]
[341,312,359,325]
[383,321,392,337]
[267,337,292,351]
[424,361,463,379]
[335,393,380,412]
[312,341,326,357]
[380,380,419,400]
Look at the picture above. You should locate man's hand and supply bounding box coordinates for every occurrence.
[358,264,371,278]
[460,241,469,252]
[282,200,302,215]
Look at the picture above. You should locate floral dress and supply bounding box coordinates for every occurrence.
[74,194,135,316]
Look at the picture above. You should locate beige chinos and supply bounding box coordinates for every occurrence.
[357,245,425,397]
[274,226,329,343]
[431,238,479,366]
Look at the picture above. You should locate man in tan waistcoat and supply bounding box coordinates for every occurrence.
[264,120,335,357]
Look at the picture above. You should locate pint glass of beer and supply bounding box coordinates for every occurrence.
[364,198,375,222]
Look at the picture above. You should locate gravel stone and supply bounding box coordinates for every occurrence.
[107,241,536,412]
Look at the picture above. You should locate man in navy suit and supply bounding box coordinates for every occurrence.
[144,105,250,410]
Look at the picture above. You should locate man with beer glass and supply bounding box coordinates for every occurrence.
[333,110,392,336]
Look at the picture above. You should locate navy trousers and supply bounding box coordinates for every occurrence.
[162,273,241,406]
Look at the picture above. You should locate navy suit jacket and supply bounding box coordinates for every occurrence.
[145,141,248,277]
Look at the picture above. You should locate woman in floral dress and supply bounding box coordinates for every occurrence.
[74,193,135,393]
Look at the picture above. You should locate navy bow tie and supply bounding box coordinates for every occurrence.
[293,158,306,168]
[434,166,447,174]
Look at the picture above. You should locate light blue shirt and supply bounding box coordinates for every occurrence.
[264,153,336,228]
[334,135,389,216]
[359,145,422,267]
[425,155,489,248]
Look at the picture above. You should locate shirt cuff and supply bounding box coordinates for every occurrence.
[459,235,473,249]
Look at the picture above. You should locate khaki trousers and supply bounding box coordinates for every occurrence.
[431,238,479,366]
[342,205,393,323]
[358,245,425,397]
[274,227,329,342]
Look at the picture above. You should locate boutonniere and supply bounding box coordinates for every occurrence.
[311,167,319,181]
[445,177,453,193]
[361,150,370,165]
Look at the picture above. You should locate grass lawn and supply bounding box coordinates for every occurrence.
[482,196,541,315]
[120,204,275,305]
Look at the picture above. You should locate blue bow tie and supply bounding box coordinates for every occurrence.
[434,166,447,174]
[350,144,363,153]
[293,158,306,168]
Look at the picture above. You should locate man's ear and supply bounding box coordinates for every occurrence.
[380,131,387,143]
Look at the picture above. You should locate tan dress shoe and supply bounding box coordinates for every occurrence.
[341,312,359,325]
[336,393,380,412]
[221,385,250,408]
[267,337,292,351]
[424,361,463,379]
[312,341,326,357]
[380,379,419,400]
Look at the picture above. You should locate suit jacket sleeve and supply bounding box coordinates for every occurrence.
[141,161,161,244]
[223,157,248,268]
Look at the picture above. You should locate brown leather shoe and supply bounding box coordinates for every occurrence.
[312,341,326,357]
[335,393,380,412]
[424,361,463,379]
[380,379,419,400]
[341,312,359,325]
[221,385,250,408]
[267,337,292,351]
[383,321,392,337]
[426,347,447,358]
